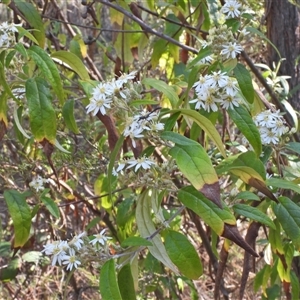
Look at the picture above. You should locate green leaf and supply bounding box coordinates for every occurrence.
[267,178,300,194]
[26,77,57,143]
[178,186,236,235]
[162,109,226,157]
[121,236,152,247]
[286,142,300,155]
[27,46,64,104]
[136,190,178,273]
[51,50,90,80]
[16,27,39,46]
[233,64,254,104]
[22,251,42,264]
[233,204,276,229]
[15,2,45,47]
[161,132,219,190]
[3,190,32,248]
[142,78,179,108]
[231,151,266,180]
[41,196,60,219]
[274,197,300,248]
[62,99,80,134]
[118,264,137,300]
[186,47,212,69]
[228,106,262,156]
[100,259,122,300]
[165,230,203,279]
[235,191,260,201]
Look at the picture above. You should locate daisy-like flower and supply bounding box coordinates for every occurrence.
[189,96,205,110]
[126,156,156,172]
[221,0,242,19]
[29,175,49,192]
[69,232,86,250]
[223,77,239,96]
[201,93,221,112]
[254,110,275,127]
[51,241,69,266]
[116,71,137,86]
[123,120,145,148]
[193,75,211,94]
[89,229,112,246]
[62,248,81,271]
[86,97,112,116]
[149,122,165,131]
[92,82,109,100]
[221,42,243,59]
[105,79,126,98]
[42,241,60,256]
[260,128,279,145]
[206,71,229,88]
[221,94,240,110]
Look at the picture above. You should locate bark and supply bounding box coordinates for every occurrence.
[266,0,300,109]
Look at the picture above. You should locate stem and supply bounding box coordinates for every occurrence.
[63,269,76,300]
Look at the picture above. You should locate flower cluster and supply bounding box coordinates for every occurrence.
[190,71,241,112]
[113,156,156,175]
[253,109,289,145]
[0,22,19,48]
[29,175,49,192]
[42,230,112,271]
[86,71,137,116]
[123,109,164,148]
[206,25,243,61]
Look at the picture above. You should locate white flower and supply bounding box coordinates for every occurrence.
[260,128,279,145]
[223,77,239,96]
[105,79,126,98]
[220,94,240,110]
[29,175,49,192]
[189,96,205,110]
[89,229,112,246]
[206,71,229,88]
[69,232,86,250]
[50,241,69,266]
[123,120,145,148]
[42,241,60,255]
[126,157,156,172]
[92,82,109,100]
[201,93,221,112]
[86,97,112,116]
[116,71,137,86]
[221,0,242,19]
[221,42,243,59]
[193,75,210,94]
[62,248,81,271]
[149,122,164,131]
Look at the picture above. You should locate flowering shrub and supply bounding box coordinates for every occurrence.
[0,0,300,299]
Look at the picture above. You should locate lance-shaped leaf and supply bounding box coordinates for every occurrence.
[161,131,222,207]
[162,110,226,157]
[229,166,277,201]
[178,186,236,235]
[118,264,136,300]
[266,178,300,194]
[4,190,32,248]
[228,105,262,156]
[273,197,300,249]
[136,190,178,273]
[164,230,203,279]
[233,63,254,104]
[27,46,64,104]
[233,203,276,229]
[62,99,80,134]
[100,259,122,300]
[26,77,57,144]
[179,186,258,257]
[15,2,45,47]
[51,50,89,80]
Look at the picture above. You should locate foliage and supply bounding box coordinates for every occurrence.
[0,0,299,299]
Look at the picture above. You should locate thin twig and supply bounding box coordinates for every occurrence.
[96,0,198,54]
